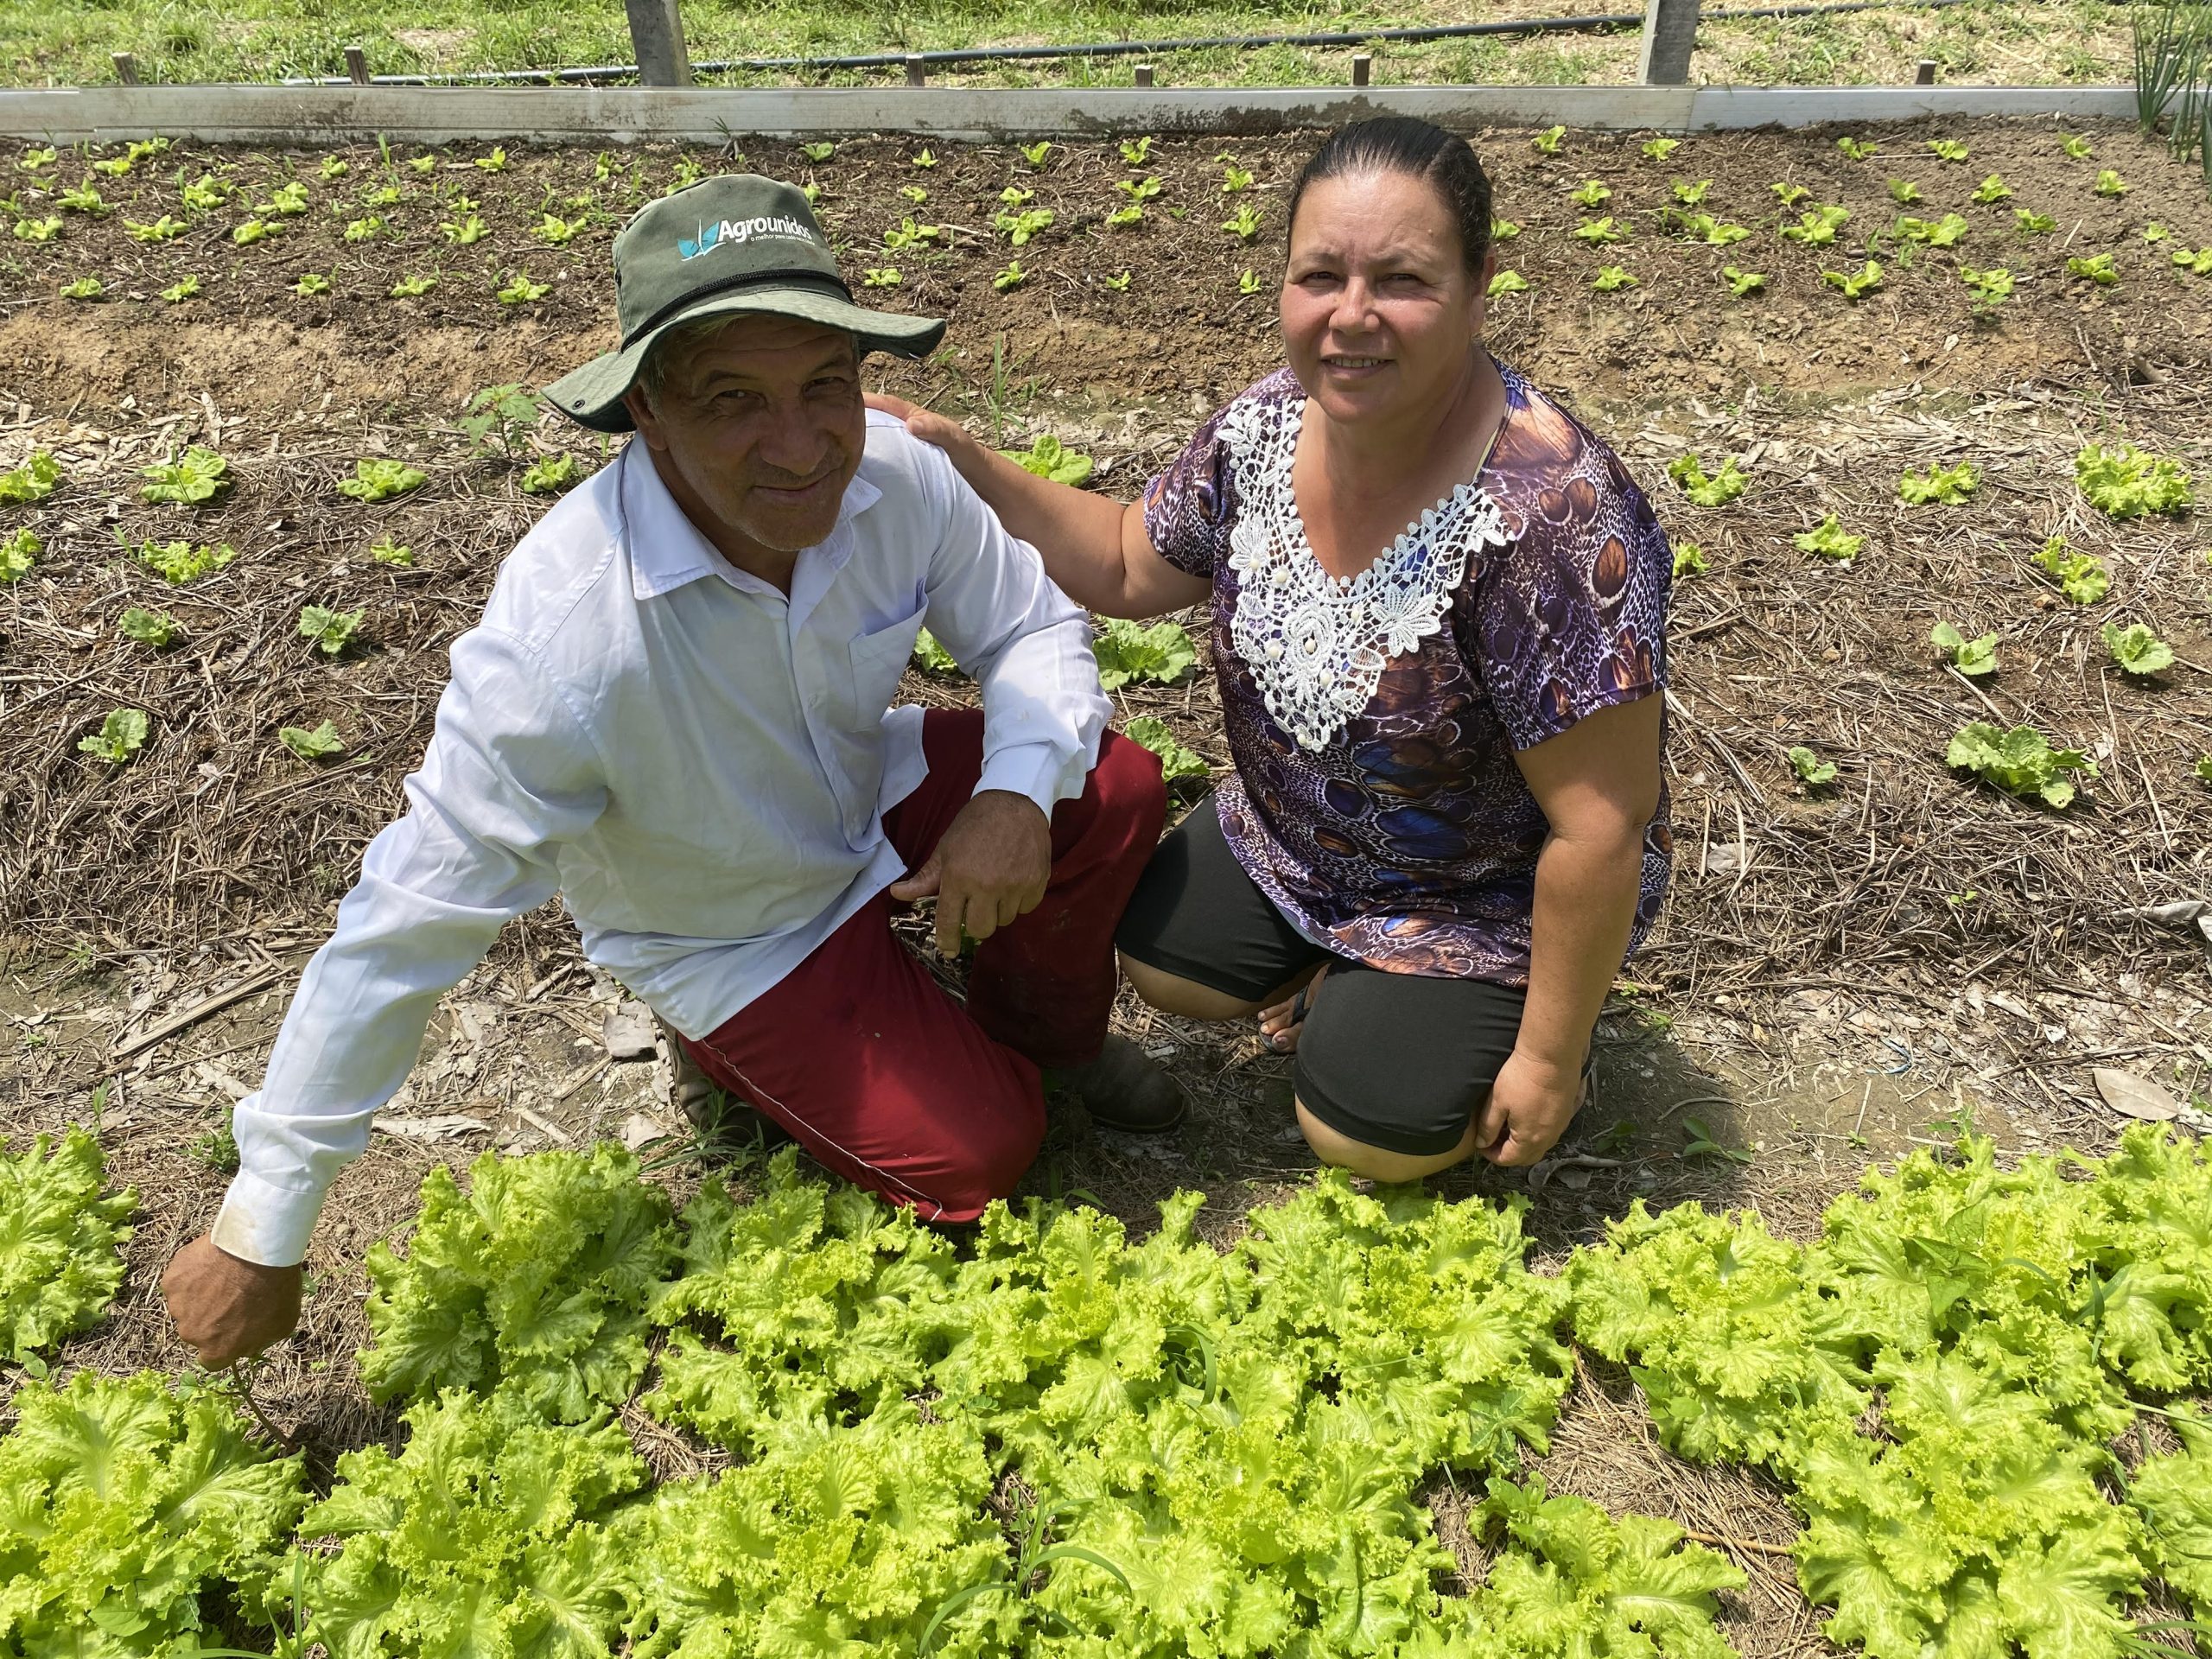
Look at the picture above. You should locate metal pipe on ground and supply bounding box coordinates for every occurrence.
[278,0,1971,87]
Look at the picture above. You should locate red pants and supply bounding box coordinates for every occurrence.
[680,709,1166,1222]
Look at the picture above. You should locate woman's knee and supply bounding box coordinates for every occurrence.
[1294,1096,1478,1184]
[1118,950,1268,1020]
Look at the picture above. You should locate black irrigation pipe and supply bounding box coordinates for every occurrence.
[285,0,1972,88]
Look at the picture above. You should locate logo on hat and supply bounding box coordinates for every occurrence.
[677,214,819,261]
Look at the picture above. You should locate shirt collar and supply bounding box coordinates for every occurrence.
[620,439,884,601]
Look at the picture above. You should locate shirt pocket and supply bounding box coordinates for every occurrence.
[843,607,926,731]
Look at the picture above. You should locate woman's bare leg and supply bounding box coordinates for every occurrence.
[1294,1096,1484,1181]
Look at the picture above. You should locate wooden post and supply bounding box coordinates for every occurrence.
[1637,0,1699,85]
[1915,57,1938,85]
[624,0,693,87]
[1133,62,1154,87]
[111,51,139,86]
[905,54,926,87]
[343,46,371,86]
[1351,53,1372,87]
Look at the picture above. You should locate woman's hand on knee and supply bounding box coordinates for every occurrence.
[1474,1048,1585,1166]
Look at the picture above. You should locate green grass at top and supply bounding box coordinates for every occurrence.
[0,0,2129,87]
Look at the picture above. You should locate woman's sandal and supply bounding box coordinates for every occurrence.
[1262,967,1327,1052]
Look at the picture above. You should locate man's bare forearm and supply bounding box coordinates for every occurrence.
[1515,828,1646,1076]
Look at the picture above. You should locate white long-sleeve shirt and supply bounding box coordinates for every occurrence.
[213,411,1109,1267]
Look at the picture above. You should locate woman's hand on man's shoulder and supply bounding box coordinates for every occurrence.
[866,392,982,478]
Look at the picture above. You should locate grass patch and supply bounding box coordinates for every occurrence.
[0,0,2129,89]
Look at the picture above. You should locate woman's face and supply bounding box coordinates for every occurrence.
[1279,168,1493,429]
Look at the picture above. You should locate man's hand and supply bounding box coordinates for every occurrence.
[888,790,1052,956]
[161,1235,302,1369]
[1474,1048,1585,1167]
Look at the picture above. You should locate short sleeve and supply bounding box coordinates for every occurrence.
[1140,398,1240,581]
[1475,445,1672,753]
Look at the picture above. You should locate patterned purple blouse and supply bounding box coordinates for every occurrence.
[1141,360,1674,986]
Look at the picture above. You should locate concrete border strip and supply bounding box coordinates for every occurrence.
[0,83,2146,145]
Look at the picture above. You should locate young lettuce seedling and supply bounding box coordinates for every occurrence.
[280,721,346,760]
[1124,716,1209,783]
[1793,516,1863,560]
[1946,722,2093,806]
[1930,622,1999,677]
[2103,621,2175,677]
[2075,442,2192,518]
[79,708,149,765]
[2032,536,2110,605]
[299,604,365,656]
[1669,454,1749,507]
[1898,461,1979,505]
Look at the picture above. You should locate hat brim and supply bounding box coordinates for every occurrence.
[543,286,947,435]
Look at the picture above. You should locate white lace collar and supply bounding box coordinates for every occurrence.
[1217,392,1510,753]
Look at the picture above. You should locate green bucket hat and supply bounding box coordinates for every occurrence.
[543,174,945,434]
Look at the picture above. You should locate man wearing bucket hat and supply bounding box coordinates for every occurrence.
[162,175,1181,1368]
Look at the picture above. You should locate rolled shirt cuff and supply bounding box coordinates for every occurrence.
[976,740,1084,823]
[210,1166,329,1268]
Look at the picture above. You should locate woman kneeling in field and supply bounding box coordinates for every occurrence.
[878,116,1674,1178]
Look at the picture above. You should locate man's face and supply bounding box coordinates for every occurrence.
[623,314,865,557]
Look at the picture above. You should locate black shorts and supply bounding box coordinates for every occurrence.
[1115,799,1535,1158]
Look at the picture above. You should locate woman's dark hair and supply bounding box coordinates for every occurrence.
[1284,116,1495,276]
